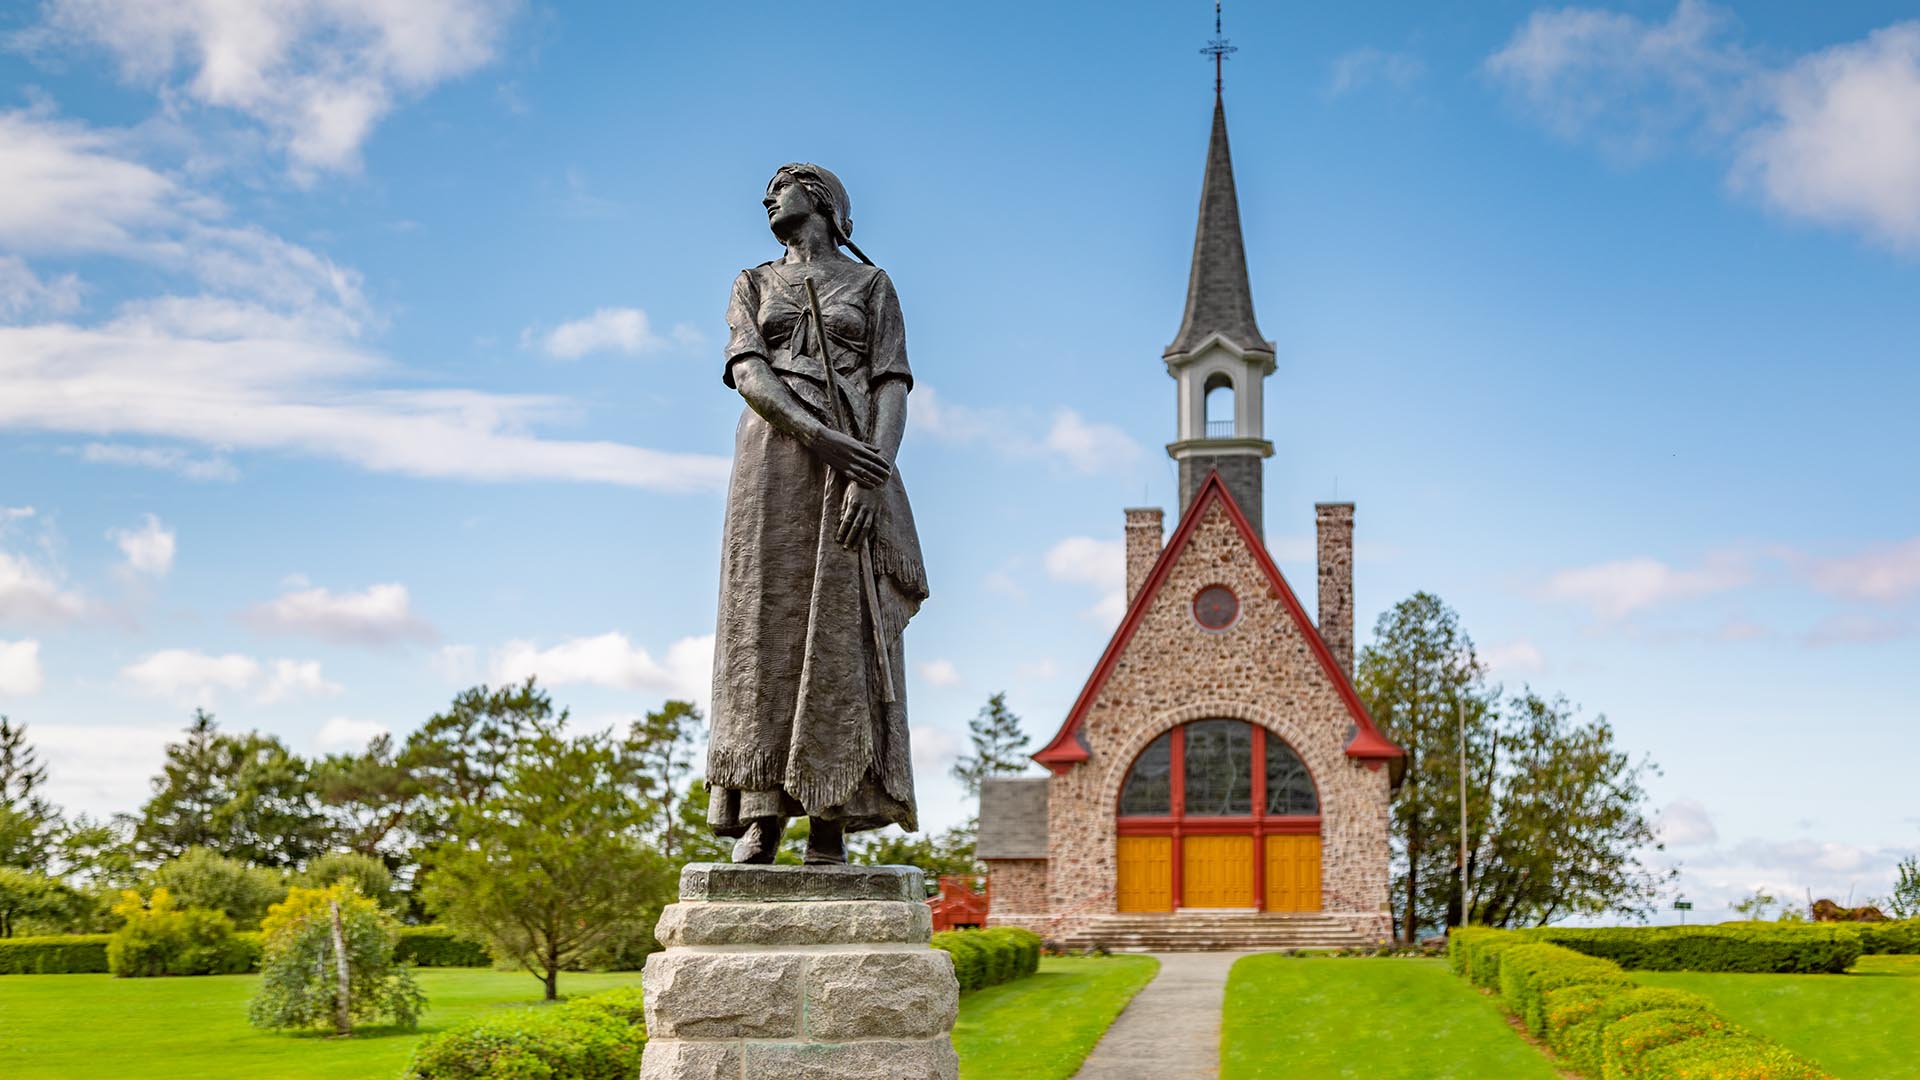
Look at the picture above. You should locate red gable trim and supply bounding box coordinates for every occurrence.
[1033,471,1403,774]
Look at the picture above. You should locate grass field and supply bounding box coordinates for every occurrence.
[1219,956,1564,1080]
[953,955,1159,1080]
[0,956,1154,1080]
[1633,954,1920,1080]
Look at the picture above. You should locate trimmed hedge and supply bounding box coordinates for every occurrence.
[930,926,1042,993]
[403,987,647,1080]
[1530,924,1861,974]
[1448,929,1831,1080]
[1858,919,1920,956]
[397,926,493,967]
[0,934,112,974]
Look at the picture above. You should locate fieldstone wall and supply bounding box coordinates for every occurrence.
[1042,498,1392,939]
[983,859,1048,916]
[1315,502,1355,678]
[1123,507,1165,604]
[642,864,959,1080]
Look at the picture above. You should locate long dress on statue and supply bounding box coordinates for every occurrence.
[706,258,926,837]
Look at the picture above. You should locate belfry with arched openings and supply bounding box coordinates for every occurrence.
[974,82,1403,949]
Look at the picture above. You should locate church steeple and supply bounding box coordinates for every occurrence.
[1164,46,1276,537]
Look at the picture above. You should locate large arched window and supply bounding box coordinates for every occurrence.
[1115,719,1318,819]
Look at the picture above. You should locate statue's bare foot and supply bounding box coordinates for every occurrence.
[731,817,782,864]
[803,817,846,865]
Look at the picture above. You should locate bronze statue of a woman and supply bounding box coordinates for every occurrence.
[706,163,927,865]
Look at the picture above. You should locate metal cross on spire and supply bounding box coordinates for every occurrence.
[1199,1,1238,96]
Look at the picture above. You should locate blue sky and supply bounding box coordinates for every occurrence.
[0,1,1915,921]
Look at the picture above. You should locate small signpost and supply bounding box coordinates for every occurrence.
[1674,898,1693,924]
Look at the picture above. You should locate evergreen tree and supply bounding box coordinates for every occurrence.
[624,700,702,861]
[0,718,60,871]
[951,692,1031,797]
[312,733,421,862]
[134,712,331,867]
[402,678,551,842]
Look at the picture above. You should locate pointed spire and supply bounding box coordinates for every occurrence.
[1165,95,1270,360]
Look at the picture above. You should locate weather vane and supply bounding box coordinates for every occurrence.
[1200,0,1238,96]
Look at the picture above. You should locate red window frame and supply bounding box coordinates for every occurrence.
[1115,722,1321,911]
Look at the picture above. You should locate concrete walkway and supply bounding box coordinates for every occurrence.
[1072,952,1248,1080]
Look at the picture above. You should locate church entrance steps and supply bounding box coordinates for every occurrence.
[1052,912,1376,954]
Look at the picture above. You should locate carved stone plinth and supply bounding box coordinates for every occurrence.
[640,863,959,1080]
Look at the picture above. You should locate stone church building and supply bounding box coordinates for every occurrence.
[976,90,1403,949]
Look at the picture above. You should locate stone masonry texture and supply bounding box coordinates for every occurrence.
[641,863,960,1080]
[1178,454,1263,538]
[1315,502,1355,678]
[1000,499,1391,941]
[1124,507,1165,604]
[984,858,1049,915]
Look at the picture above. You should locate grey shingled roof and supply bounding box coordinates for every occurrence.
[1165,96,1272,359]
[976,777,1049,860]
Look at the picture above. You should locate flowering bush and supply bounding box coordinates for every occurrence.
[247,883,424,1034]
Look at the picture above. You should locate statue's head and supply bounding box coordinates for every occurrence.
[764,163,853,243]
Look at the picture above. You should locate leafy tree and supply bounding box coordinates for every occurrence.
[151,847,288,929]
[0,867,77,937]
[672,780,733,865]
[1732,889,1779,921]
[296,851,398,911]
[54,814,139,890]
[134,712,332,867]
[1467,690,1667,927]
[1359,593,1667,938]
[0,718,61,871]
[855,824,980,881]
[422,709,668,1000]
[249,883,424,1035]
[312,733,421,861]
[403,679,552,846]
[1356,593,1491,941]
[624,700,702,861]
[950,692,1031,797]
[1887,856,1920,921]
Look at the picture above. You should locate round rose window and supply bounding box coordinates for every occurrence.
[1193,585,1239,630]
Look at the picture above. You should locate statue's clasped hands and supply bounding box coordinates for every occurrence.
[810,426,890,547]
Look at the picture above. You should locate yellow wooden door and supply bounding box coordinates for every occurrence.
[1264,835,1323,912]
[1116,836,1173,913]
[1182,835,1254,907]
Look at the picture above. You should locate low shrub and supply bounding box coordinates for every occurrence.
[106,889,256,977]
[248,884,424,1034]
[1531,924,1861,974]
[397,925,493,967]
[1446,928,1830,1080]
[0,933,110,974]
[1858,919,1920,956]
[930,926,1041,993]
[403,990,646,1080]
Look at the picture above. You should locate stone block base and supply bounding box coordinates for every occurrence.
[640,863,959,1080]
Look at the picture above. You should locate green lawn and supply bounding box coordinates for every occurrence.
[954,955,1160,1080]
[1220,956,1564,1080]
[0,957,1155,1080]
[1633,954,1920,1080]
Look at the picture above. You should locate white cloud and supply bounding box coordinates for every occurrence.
[0,256,83,319]
[248,582,434,645]
[911,723,961,779]
[491,632,713,707]
[911,387,1143,475]
[1798,536,1920,603]
[1328,47,1426,97]
[916,659,962,688]
[1015,656,1058,681]
[1045,536,1128,622]
[0,640,45,697]
[1043,409,1143,473]
[29,0,521,176]
[0,536,86,623]
[1543,553,1748,619]
[31,722,178,816]
[79,443,238,482]
[1659,798,1718,847]
[121,648,339,704]
[1736,24,1920,251]
[1486,3,1920,250]
[109,513,175,577]
[258,658,343,703]
[1801,612,1912,648]
[528,307,687,359]
[1481,639,1546,675]
[432,643,478,684]
[313,715,389,753]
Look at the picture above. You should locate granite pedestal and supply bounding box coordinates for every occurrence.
[639,863,959,1080]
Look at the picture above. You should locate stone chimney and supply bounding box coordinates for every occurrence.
[1315,503,1355,677]
[1124,508,1165,605]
